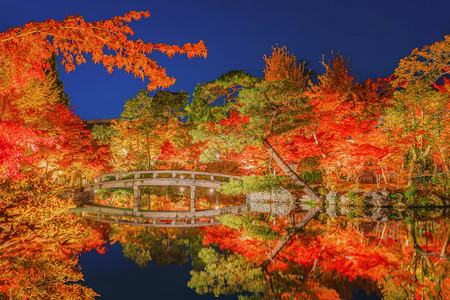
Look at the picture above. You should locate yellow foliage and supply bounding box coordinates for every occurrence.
[263,46,309,89]
[394,34,450,86]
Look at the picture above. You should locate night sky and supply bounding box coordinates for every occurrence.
[1,0,450,120]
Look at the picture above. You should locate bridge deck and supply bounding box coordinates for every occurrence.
[82,170,241,191]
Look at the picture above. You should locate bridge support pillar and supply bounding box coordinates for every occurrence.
[190,186,196,212]
[133,185,141,214]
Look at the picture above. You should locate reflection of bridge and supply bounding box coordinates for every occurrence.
[70,204,249,227]
[72,170,246,227]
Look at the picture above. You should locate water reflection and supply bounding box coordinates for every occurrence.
[2,180,449,299]
[85,201,448,300]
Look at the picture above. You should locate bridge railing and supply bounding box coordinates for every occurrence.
[94,170,241,185]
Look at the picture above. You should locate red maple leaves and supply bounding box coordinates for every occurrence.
[0,10,207,94]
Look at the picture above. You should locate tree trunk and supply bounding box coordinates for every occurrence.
[379,162,388,184]
[407,147,418,187]
[313,131,326,158]
[146,134,151,170]
[263,268,276,300]
[262,139,320,202]
[261,206,320,269]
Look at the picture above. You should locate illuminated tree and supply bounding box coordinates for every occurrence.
[0,10,206,180]
[120,89,189,170]
[190,47,320,201]
[0,179,107,299]
[383,35,450,188]
[0,11,206,94]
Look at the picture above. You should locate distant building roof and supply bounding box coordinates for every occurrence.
[82,118,119,130]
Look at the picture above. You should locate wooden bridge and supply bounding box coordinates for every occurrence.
[83,170,241,190]
[72,170,246,227]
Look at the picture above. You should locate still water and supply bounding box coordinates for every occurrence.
[75,187,449,299]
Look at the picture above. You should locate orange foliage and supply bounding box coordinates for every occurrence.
[284,55,389,177]
[263,46,309,89]
[0,11,206,93]
[0,179,107,298]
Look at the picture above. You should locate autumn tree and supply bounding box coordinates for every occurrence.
[189,47,320,201]
[382,35,450,188]
[0,10,206,180]
[0,11,207,299]
[0,11,206,94]
[0,179,107,299]
[287,54,389,182]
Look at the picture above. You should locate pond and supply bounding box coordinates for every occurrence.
[2,179,448,299]
[74,187,448,300]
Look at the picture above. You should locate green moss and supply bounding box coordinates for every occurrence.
[318,212,328,223]
[345,191,366,208]
[218,175,283,196]
[421,194,444,206]
[346,211,357,219]
[317,186,329,196]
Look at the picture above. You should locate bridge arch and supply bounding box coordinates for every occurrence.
[73,170,246,227]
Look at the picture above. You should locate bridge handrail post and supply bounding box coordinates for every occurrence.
[190,186,196,213]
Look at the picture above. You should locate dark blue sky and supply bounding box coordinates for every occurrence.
[1,0,449,119]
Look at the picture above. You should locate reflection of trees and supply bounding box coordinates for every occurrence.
[110,225,202,268]
[0,179,107,299]
[188,210,449,299]
[96,188,133,208]
[96,186,246,211]
[189,208,342,299]
[188,248,266,297]
[380,219,449,299]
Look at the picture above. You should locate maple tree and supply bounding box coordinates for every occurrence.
[286,54,389,181]
[0,179,107,299]
[0,10,207,299]
[382,35,450,188]
[189,47,321,201]
[0,10,206,180]
[0,121,52,179]
[0,11,206,93]
[0,66,111,181]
